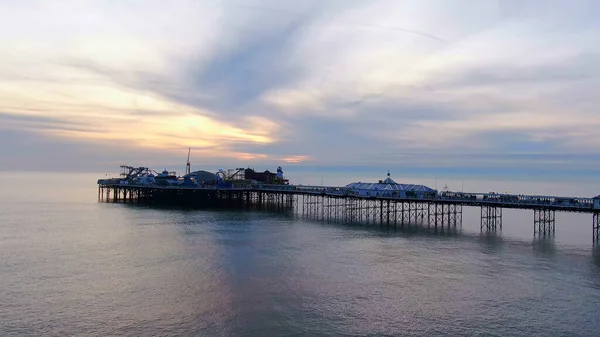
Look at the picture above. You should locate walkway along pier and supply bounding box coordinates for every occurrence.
[98,178,600,244]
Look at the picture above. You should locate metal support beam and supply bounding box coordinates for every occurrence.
[428,203,444,227]
[416,202,426,223]
[426,203,463,228]
[481,205,502,230]
[379,200,383,225]
[534,209,555,235]
[450,204,462,227]
[594,213,600,244]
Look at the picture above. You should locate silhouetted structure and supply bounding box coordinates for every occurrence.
[244,168,276,184]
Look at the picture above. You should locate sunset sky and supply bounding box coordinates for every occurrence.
[1,0,599,183]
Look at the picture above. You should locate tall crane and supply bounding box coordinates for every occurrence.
[185,147,191,175]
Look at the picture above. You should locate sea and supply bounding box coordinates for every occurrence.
[1,172,600,336]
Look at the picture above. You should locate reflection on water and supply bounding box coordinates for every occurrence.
[592,247,600,268]
[531,235,557,257]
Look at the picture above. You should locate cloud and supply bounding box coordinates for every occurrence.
[0,0,599,180]
[282,155,310,163]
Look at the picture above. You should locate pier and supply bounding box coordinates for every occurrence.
[98,169,600,244]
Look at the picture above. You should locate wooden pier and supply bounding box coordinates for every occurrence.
[98,182,600,244]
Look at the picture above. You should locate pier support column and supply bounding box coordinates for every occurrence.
[481,205,502,230]
[428,203,445,227]
[534,209,555,235]
[407,202,414,223]
[427,203,461,228]
[379,200,383,225]
[427,203,433,224]
[319,195,325,221]
[393,201,398,227]
[450,204,462,227]
[386,200,391,225]
[409,202,419,223]
[348,198,358,224]
[594,213,600,243]
[417,202,426,223]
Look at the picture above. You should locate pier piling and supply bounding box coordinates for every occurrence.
[534,209,556,235]
[594,213,600,243]
[481,205,502,231]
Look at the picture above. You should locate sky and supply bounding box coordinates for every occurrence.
[1,0,600,186]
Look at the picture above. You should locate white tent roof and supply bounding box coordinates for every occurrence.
[345,174,436,193]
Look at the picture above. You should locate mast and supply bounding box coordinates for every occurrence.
[185,147,191,175]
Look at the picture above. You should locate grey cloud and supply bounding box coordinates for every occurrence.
[0,112,103,134]
[188,18,308,111]
[0,129,159,172]
[432,52,600,89]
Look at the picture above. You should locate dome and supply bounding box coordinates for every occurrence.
[185,170,217,183]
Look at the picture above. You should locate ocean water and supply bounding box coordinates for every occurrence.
[1,172,600,336]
